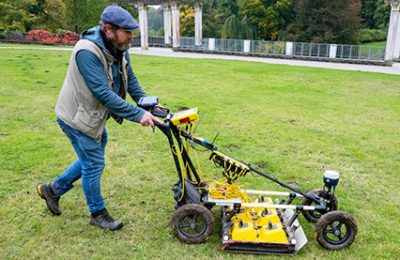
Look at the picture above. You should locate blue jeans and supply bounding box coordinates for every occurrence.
[52,118,107,214]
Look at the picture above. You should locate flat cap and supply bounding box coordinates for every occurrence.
[101,5,139,31]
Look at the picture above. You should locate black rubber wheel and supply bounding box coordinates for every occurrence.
[172,204,215,244]
[315,211,357,250]
[302,189,338,223]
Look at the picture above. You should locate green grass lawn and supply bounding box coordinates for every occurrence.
[0,44,399,259]
[362,41,386,47]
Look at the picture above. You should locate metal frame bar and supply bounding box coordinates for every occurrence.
[242,190,304,198]
[206,197,318,211]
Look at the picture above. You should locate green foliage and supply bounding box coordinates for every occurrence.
[217,0,257,39]
[0,0,67,32]
[148,6,163,32]
[373,0,390,30]
[0,0,391,44]
[240,15,255,40]
[214,0,240,37]
[108,0,138,20]
[361,0,390,30]
[180,4,195,37]
[202,0,220,38]
[287,0,361,44]
[361,0,378,29]
[358,29,387,43]
[241,0,293,40]
[33,0,67,31]
[220,0,239,16]
[63,0,109,33]
[0,0,38,31]
[0,0,82,32]
[221,14,242,39]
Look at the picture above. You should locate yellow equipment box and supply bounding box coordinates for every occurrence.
[170,108,199,126]
[230,197,289,244]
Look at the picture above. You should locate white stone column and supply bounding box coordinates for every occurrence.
[138,3,148,50]
[171,2,180,48]
[385,2,400,60]
[194,3,202,46]
[394,7,400,59]
[163,4,171,45]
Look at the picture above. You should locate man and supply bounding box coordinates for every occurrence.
[37,5,160,231]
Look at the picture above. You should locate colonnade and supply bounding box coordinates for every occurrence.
[134,1,399,62]
[137,2,202,49]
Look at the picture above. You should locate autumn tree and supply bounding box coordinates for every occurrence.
[241,0,293,40]
[0,0,38,31]
[180,4,195,36]
[30,0,67,31]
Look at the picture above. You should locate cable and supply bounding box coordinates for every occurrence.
[171,143,186,201]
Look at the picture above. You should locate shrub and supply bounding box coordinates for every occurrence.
[358,29,387,43]
[24,30,55,42]
[56,30,79,45]
[24,30,79,45]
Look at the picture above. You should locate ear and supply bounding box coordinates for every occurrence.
[104,24,113,34]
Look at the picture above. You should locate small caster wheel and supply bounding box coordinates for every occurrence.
[315,210,357,250]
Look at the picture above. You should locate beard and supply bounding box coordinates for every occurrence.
[110,32,132,52]
[111,40,132,52]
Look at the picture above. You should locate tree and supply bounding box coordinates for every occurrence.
[361,0,390,29]
[63,0,109,33]
[241,0,293,40]
[34,0,67,31]
[361,0,377,29]
[217,0,256,39]
[287,0,361,44]
[373,0,390,30]
[109,0,138,19]
[240,15,255,40]
[216,0,239,38]
[148,6,163,31]
[201,0,220,38]
[221,14,242,39]
[0,0,38,31]
[180,4,195,36]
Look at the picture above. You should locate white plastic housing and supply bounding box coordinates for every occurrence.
[324,170,340,180]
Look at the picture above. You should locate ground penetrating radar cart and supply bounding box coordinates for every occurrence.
[139,97,357,255]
